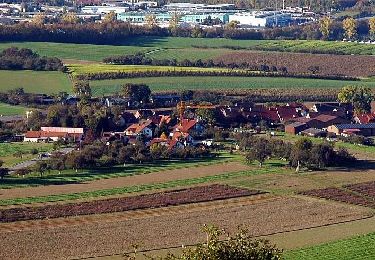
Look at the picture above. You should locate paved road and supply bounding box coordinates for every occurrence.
[9,147,74,171]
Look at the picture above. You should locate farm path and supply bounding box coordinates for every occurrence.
[0,196,370,260]
[0,161,250,200]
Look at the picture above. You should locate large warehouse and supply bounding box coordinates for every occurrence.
[229,11,292,27]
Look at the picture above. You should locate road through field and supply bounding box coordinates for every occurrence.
[0,196,371,260]
[0,162,250,200]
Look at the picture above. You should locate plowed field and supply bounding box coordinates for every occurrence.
[0,185,260,222]
[214,52,375,77]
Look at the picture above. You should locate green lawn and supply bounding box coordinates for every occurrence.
[0,70,71,94]
[0,102,28,116]
[284,232,375,260]
[0,38,373,64]
[90,76,375,95]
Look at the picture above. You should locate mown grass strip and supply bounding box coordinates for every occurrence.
[284,232,375,260]
[0,167,281,206]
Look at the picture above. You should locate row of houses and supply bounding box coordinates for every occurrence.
[284,102,375,137]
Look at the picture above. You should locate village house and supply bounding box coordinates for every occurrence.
[125,120,154,138]
[354,113,375,124]
[327,123,375,137]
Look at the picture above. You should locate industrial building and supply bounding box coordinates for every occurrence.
[117,12,230,25]
[229,11,292,27]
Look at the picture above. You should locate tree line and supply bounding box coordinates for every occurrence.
[26,140,211,178]
[103,53,289,73]
[0,16,374,44]
[236,134,356,171]
[0,47,65,71]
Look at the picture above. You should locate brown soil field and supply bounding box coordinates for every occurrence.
[0,162,250,201]
[0,185,261,222]
[0,196,370,260]
[214,51,375,77]
[345,181,375,199]
[301,187,375,208]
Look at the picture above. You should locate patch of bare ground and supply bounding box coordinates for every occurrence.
[0,196,371,260]
[0,185,261,222]
[0,162,250,201]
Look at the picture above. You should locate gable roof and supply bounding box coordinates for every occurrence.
[174,119,197,133]
[126,120,153,134]
[334,123,375,130]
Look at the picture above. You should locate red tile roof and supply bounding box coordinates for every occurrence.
[174,119,197,133]
[126,120,152,134]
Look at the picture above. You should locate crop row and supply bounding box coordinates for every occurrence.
[301,186,375,208]
[0,184,262,222]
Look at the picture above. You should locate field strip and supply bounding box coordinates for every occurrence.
[0,196,370,260]
[0,194,275,232]
[0,162,250,201]
[261,215,375,250]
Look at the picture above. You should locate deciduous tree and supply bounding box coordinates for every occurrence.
[319,16,333,40]
[343,17,357,40]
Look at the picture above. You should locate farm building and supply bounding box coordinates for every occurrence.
[24,131,82,142]
[301,128,326,138]
[294,114,349,129]
[285,122,307,135]
[327,123,375,137]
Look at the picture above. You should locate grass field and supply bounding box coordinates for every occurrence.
[0,38,373,64]
[89,76,375,95]
[0,142,53,167]
[0,102,28,116]
[284,232,375,260]
[0,153,241,189]
[0,70,71,94]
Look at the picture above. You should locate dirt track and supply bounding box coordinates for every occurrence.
[0,196,370,260]
[0,162,250,200]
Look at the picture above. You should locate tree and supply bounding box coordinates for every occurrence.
[289,138,313,172]
[148,225,282,260]
[0,160,9,181]
[122,83,151,104]
[35,161,48,178]
[310,142,335,169]
[169,13,180,35]
[61,12,80,24]
[145,14,158,28]
[226,20,239,29]
[103,11,117,23]
[319,16,333,40]
[31,13,47,26]
[117,145,135,165]
[369,17,375,40]
[338,86,373,114]
[343,17,357,40]
[73,80,91,98]
[245,138,271,167]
